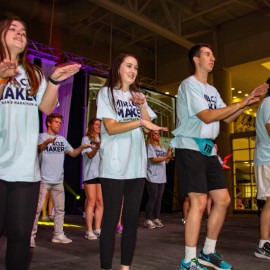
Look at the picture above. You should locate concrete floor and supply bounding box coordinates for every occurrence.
[0,213,269,270]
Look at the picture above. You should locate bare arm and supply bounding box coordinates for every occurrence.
[39,63,81,115]
[68,144,91,158]
[103,118,168,136]
[197,83,268,124]
[85,143,100,159]
[38,137,56,153]
[150,147,173,164]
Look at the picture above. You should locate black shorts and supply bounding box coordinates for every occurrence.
[84,178,101,184]
[175,148,226,198]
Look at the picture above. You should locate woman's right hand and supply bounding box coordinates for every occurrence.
[0,59,18,79]
[141,119,168,132]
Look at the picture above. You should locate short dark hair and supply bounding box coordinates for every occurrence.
[46,113,63,128]
[188,43,212,68]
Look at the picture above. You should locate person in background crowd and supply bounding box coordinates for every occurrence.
[31,113,89,247]
[0,17,81,270]
[144,130,173,229]
[82,118,103,240]
[96,53,168,270]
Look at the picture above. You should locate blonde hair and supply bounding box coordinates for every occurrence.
[146,130,161,146]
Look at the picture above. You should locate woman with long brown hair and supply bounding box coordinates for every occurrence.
[97,53,168,270]
[81,118,103,240]
[0,17,81,270]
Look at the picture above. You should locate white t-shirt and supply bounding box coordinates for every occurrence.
[96,87,156,179]
[0,65,47,182]
[81,135,100,181]
[38,133,73,184]
[254,97,270,166]
[171,75,226,155]
[147,144,167,184]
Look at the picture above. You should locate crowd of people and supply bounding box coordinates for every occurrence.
[0,17,270,270]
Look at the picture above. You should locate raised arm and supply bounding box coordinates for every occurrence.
[39,63,81,115]
[196,83,268,124]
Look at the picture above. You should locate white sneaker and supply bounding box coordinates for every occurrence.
[153,218,164,228]
[52,234,72,244]
[85,231,98,240]
[93,229,101,237]
[143,219,156,229]
[30,237,36,248]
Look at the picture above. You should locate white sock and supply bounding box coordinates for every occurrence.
[184,246,196,262]
[259,239,269,248]
[203,237,217,254]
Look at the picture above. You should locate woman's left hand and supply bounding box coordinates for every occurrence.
[50,62,82,82]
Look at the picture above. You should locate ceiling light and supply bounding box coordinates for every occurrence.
[249,109,252,111]
[175,95,177,97]
[233,96,237,99]
[244,94,248,96]
[165,92,170,95]
[237,91,242,93]
[261,62,270,70]
[231,87,235,90]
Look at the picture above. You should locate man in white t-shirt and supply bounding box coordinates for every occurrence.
[254,79,270,260]
[171,43,268,270]
[30,113,89,247]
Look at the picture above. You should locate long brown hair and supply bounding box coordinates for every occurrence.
[86,118,101,143]
[0,17,43,95]
[103,53,140,111]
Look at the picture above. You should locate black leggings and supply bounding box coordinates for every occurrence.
[0,180,40,270]
[100,178,145,269]
[145,181,165,220]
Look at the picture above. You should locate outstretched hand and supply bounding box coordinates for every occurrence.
[242,83,269,107]
[142,119,168,132]
[50,62,82,82]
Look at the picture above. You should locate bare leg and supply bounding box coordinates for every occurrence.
[260,197,270,240]
[207,189,230,240]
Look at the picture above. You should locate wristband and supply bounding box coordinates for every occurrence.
[0,77,10,85]
[49,77,61,85]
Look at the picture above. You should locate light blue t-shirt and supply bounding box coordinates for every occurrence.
[0,65,47,182]
[254,97,270,166]
[81,135,100,181]
[171,75,226,155]
[96,87,156,179]
[38,133,73,184]
[147,144,167,184]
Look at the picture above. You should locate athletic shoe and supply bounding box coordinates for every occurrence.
[93,229,101,237]
[30,237,36,248]
[255,241,270,260]
[40,215,49,221]
[199,250,232,270]
[52,233,72,244]
[143,219,156,229]
[116,225,123,233]
[181,258,209,270]
[85,231,98,240]
[153,218,164,228]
